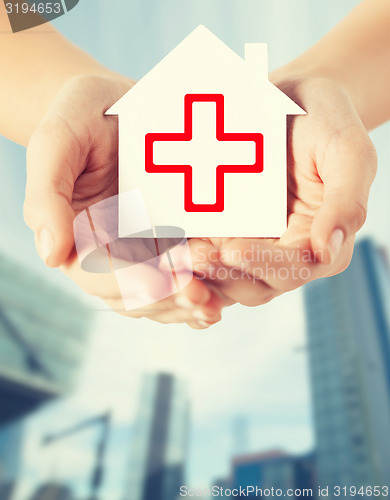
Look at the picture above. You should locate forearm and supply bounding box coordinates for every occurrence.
[0,5,131,145]
[271,0,390,131]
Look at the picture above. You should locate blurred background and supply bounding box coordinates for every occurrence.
[0,1,389,499]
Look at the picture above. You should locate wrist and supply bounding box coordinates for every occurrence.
[42,68,134,114]
[269,69,342,111]
[60,72,135,101]
[270,62,371,130]
[22,71,134,146]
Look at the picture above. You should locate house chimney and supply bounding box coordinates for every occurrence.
[244,43,268,81]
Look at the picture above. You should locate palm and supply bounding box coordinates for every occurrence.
[70,124,118,217]
[48,77,126,219]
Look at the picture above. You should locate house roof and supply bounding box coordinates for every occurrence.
[106,25,305,117]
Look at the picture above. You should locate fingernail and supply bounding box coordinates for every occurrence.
[193,310,210,321]
[38,228,53,263]
[328,228,344,261]
[198,320,211,328]
[175,295,196,309]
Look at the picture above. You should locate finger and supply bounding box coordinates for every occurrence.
[150,277,224,324]
[24,119,83,267]
[192,291,224,323]
[193,255,277,307]
[186,319,216,330]
[148,305,221,328]
[62,249,172,306]
[61,251,124,300]
[210,267,277,307]
[189,238,272,306]
[220,238,327,291]
[188,238,220,275]
[63,235,217,314]
[174,274,212,309]
[106,283,223,328]
[311,123,377,264]
[117,304,222,328]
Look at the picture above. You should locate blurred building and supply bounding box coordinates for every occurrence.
[0,254,91,495]
[0,254,91,425]
[231,450,316,498]
[28,482,74,500]
[0,480,18,500]
[213,477,234,499]
[38,411,112,500]
[0,423,23,483]
[124,373,189,500]
[231,416,249,457]
[304,238,390,489]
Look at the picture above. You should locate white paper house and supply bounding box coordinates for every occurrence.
[106,25,305,238]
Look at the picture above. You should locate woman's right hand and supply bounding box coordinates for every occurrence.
[23,74,226,328]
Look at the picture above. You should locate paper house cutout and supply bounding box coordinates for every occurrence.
[106,26,305,238]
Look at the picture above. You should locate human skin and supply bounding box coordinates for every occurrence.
[189,77,377,307]
[0,4,225,328]
[195,0,389,307]
[0,0,388,326]
[24,75,227,328]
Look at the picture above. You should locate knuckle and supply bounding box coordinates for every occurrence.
[54,178,74,202]
[239,290,275,307]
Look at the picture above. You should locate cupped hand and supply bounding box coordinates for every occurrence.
[23,74,224,328]
[188,77,377,306]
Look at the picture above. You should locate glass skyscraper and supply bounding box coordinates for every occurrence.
[124,373,189,500]
[231,450,316,498]
[0,254,92,495]
[0,254,91,424]
[0,422,23,499]
[304,239,390,491]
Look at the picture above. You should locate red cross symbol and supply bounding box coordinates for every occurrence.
[145,94,264,212]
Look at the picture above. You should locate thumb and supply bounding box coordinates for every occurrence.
[311,129,377,265]
[24,121,80,267]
